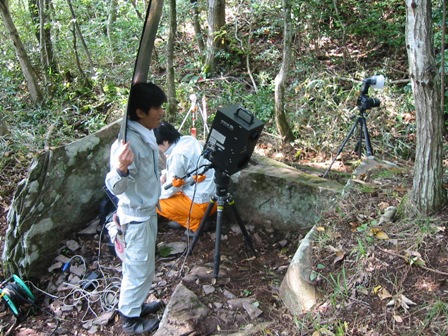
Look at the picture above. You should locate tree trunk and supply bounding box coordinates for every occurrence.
[0,0,43,104]
[130,0,143,21]
[66,0,95,85]
[30,0,57,80]
[204,0,226,75]
[165,0,177,121]
[107,0,118,44]
[191,0,205,56]
[274,0,294,142]
[405,0,447,214]
[71,21,87,83]
[38,0,57,81]
[29,0,40,41]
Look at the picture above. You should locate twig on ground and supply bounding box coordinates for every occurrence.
[5,318,19,336]
[378,247,448,276]
[261,131,283,140]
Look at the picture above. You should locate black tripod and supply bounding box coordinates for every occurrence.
[323,108,374,178]
[188,169,257,281]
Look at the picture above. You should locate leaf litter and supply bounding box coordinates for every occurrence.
[310,164,448,335]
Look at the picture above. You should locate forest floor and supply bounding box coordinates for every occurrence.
[0,137,447,336]
[307,160,448,336]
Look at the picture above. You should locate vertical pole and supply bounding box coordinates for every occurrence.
[119,0,164,142]
[213,199,225,280]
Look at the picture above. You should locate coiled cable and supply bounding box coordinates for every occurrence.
[0,275,36,318]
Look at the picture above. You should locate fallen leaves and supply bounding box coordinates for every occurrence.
[369,227,389,240]
[373,285,416,316]
[354,221,390,240]
[327,245,346,264]
[405,250,426,266]
[378,202,390,210]
[387,293,417,312]
[373,285,392,300]
[312,328,336,336]
[308,161,448,335]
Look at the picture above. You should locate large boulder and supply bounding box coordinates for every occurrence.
[3,121,120,278]
[231,154,343,231]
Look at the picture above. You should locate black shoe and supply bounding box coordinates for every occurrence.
[122,315,159,335]
[141,300,163,316]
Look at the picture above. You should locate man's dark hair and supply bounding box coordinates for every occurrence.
[128,82,167,121]
[154,121,181,145]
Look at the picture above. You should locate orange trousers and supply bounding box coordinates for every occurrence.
[157,193,217,232]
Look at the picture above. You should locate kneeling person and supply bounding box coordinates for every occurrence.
[155,122,216,235]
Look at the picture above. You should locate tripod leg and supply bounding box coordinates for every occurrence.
[178,109,192,133]
[323,118,359,178]
[361,116,374,156]
[196,103,208,139]
[227,196,256,257]
[212,199,225,280]
[355,118,363,158]
[188,197,216,255]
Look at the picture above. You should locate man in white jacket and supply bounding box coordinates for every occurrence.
[155,122,216,236]
[105,82,165,334]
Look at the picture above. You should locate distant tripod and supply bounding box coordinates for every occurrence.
[188,169,257,282]
[323,108,374,178]
[179,93,209,139]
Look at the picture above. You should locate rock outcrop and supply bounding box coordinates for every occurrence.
[3,121,120,278]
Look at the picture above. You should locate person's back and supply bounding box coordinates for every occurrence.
[155,122,217,234]
[161,135,215,203]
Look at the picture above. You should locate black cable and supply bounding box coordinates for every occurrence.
[1,282,34,317]
[8,283,31,304]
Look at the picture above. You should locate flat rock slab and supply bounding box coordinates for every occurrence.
[154,283,210,336]
[231,153,343,231]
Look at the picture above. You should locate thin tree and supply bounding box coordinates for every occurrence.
[66,0,95,86]
[191,0,205,55]
[204,0,226,75]
[441,0,446,122]
[274,0,294,142]
[107,0,118,46]
[71,20,88,84]
[39,0,57,83]
[165,0,177,120]
[0,0,43,104]
[29,0,57,81]
[130,0,143,21]
[405,0,447,214]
